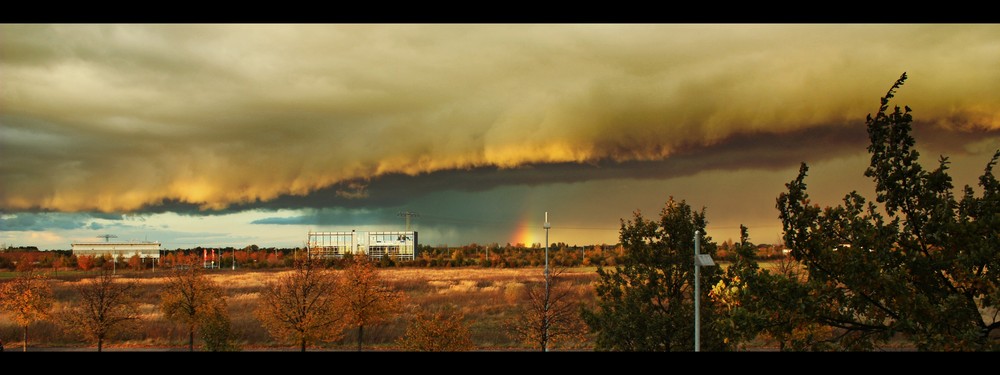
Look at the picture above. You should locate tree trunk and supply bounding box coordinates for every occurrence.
[541,317,548,352]
[356,325,364,351]
[22,325,27,352]
[98,337,103,352]
[301,336,306,352]
[543,284,550,352]
[189,325,195,352]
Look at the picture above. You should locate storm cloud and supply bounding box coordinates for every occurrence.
[2,24,999,215]
[0,212,122,231]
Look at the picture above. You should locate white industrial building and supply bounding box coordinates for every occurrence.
[307,230,417,261]
[71,241,161,259]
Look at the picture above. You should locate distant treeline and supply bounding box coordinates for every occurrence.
[0,242,787,272]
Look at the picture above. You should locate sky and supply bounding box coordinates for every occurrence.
[1,24,999,250]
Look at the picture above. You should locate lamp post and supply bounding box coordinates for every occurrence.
[693,230,716,352]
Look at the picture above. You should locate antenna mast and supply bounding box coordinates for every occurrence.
[397,211,419,231]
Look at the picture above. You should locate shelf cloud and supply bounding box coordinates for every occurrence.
[2,24,998,216]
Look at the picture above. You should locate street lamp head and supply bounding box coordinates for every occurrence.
[696,254,716,267]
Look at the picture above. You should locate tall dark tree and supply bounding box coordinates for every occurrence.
[582,197,729,351]
[776,73,1000,350]
[713,226,832,350]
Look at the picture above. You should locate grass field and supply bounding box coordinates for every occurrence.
[0,267,599,351]
[5,261,961,351]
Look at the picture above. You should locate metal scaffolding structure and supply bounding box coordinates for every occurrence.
[306,230,418,261]
[71,241,161,259]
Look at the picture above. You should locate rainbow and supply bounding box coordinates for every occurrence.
[510,213,538,247]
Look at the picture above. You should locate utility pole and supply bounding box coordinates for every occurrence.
[543,211,551,352]
[694,230,700,352]
[398,211,419,231]
[98,235,118,275]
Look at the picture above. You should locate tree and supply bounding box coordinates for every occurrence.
[337,257,405,351]
[582,197,729,351]
[256,259,345,352]
[712,226,832,351]
[710,225,763,349]
[397,309,475,351]
[0,270,53,351]
[509,268,589,351]
[200,300,238,352]
[128,254,142,271]
[52,255,65,276]
[775,73,1000,350]
[160,262,227,351]
[77,255,95,271]
[60,268,141,351]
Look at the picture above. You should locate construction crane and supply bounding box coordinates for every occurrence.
[397,211,419,231]
[98,234,118,242]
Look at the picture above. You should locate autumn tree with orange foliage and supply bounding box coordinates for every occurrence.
[52,256,65,276]
[0,270,53,351]
[337,257,405,351]
[128,254,142,271]
[397,309,475,351]
[160,262,227,351]
[256,259,345,351]
[77,255,95,271]
[60,268,141,351]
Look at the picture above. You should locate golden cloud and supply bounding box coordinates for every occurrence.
[1,24,998,212]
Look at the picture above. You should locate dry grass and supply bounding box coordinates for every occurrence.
[0,267,598,351]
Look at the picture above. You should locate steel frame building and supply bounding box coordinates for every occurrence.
[307,230,417,261]
[71,241,161,259]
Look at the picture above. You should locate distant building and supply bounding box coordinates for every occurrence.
[71,241,161,259]
[307,231,417,261]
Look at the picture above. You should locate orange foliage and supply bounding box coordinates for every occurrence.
[337,257,406,351]
[77,255,95,271]
[256,259,345,351]
[234,250,250,264]
[397,309,475,351]
[160,261,226,351]
[0,270,53,351]
[60,269,141,351]
[128,255,142,271]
